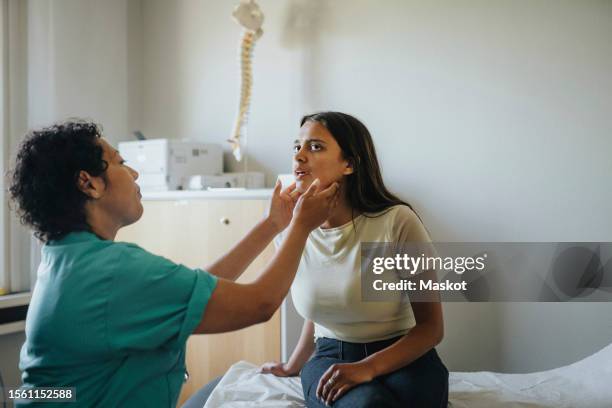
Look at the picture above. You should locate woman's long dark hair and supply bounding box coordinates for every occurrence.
[300,111,417,218]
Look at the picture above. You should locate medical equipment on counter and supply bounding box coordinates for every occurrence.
[188,172,265,190]
[119,139,223,191]
[228,0,264,161]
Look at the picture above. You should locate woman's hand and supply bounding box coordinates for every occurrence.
[316,361,376,405]
[266,180,299,233]
[259,361,299,377]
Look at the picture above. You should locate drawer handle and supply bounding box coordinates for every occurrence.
[220,217,230,225]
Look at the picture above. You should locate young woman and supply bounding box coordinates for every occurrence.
[260,112,449,407]
[8,120,339,407]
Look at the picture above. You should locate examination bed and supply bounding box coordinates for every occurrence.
[202,342,612,407]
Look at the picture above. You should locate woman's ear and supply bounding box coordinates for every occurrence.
[343,158,355,176]
[77,170,104,199]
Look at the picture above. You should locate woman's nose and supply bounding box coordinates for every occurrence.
[293,148,306,163]
[129,166,139,180]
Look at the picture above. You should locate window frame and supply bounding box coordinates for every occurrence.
[1,0,33,300]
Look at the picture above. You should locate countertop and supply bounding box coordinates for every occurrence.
[142,188,274,200]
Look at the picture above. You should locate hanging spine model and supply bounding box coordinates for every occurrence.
[229,0,264,161]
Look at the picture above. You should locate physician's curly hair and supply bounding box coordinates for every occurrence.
[8,120,108,243]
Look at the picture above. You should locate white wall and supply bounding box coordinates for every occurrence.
[308,0,612,243]
[28,0,132,146]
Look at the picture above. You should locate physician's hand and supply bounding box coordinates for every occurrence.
[292,179,339,232]
[259,361,299,377]
[266,180,299,232]
[316,361,376,405]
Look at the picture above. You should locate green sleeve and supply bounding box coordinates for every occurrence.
[106,243,218,351]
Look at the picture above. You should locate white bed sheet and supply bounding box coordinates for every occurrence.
[203,343,612,408]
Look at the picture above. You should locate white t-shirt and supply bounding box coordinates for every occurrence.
[283,204,433,343]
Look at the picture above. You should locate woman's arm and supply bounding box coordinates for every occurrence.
[362,299,444,376]
[194,180,339,334]
[261,319,315,376]
[359,268,444,377]
[205,181,297,281]
[317,269,444,404]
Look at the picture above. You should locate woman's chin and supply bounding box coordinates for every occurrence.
[297,178,335,193]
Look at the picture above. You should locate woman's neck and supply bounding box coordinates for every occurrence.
[320,198,358,229]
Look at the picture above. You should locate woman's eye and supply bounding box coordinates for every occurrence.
[120,160,127,165]
[293,145,300,153]
[310,143,322,151]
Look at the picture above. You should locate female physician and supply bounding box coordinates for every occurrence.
[8,121,339,407]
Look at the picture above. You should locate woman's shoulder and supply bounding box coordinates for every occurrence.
[106,241,173,277]
[365,204,429,242]
[365,204,420,225]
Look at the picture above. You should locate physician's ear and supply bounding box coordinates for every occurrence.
[77,170,105,199]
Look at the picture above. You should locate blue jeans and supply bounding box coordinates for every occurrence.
[301,337,449,408]
[180,376,222,408]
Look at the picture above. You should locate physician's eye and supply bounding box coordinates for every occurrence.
[120,160,127,165]
[293,145,301,153]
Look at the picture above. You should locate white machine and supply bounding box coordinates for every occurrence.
[188,172,265,189]
[119,139,223,191]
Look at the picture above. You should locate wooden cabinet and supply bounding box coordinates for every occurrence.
[116,193,279,405]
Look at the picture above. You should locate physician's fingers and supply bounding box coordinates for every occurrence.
[281,182,297,197]
[302,178,321,198]
[317,181,339,199]
[330,188,339,209]
[269,180,282,204]
[289,188,301,199]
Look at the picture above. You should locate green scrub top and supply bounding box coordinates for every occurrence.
[18,231,218,407]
